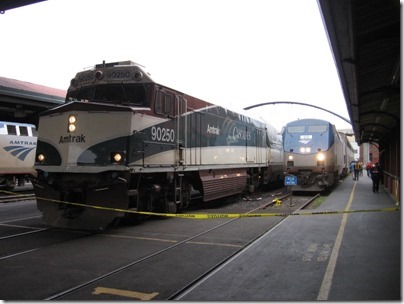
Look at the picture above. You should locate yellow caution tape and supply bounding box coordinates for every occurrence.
[1,189,399,219]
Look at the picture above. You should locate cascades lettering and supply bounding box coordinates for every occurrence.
[59,134,86,144]
[226,126,251,144]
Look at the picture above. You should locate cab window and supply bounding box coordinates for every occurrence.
[19,126,28,136]
[155,91,175,116]
[7,125,17,135]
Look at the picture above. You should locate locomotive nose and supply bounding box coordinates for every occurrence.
[34,180,129,230]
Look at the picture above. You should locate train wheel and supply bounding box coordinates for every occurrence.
[248,169,261,192]
[178,178,191,209]
[4,177,16,191]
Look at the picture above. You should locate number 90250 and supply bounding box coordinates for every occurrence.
[151,126,175,142]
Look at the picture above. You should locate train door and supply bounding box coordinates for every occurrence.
[188,111,202,165]
[176,96,187,166]
[256,128,264,163]
[246,125,256,163]
[144,89,178,167]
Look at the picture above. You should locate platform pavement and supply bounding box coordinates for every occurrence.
[177,174,401,301]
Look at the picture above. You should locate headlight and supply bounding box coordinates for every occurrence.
[299,147,311,153]
[113,153,122,162]
[95,70,104,80]
[111,152,125,164]
[37,154,45,162]
[317,153,325,161]
[68,115,77,133]
[288,155,294,160]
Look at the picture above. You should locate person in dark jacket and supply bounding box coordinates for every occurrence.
[370,163,383,193]
[366,162,373,177]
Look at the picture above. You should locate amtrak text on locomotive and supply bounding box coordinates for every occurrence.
[59,134,86,144]
[9,140,36,145]
[206,124,220,135]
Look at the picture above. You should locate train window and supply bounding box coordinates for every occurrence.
[7,125,17,135]
[287,126,305,133]
[155,91,163,113]
[178,96,186,115]
[32,127,38,137]
[19,126,28,136]
[68,86,95,102]
[308,125,327,133]
[155,91,175,116]
[67,84,149,106]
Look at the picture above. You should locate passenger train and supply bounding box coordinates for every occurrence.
[0,121,37,190]
[282,118,354,192]
[33,60,284,230]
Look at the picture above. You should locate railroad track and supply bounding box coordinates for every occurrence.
[169,194,318,300]
[0,193,36,203]
[43,193,318,300]
[0,187,319,300]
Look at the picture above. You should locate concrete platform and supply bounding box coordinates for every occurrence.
[177,175,401,301]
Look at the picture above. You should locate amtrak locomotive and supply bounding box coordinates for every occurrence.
[0,121,37,190]
[33,61,284,230]
[283,118,354,191]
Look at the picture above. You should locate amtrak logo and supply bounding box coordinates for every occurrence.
[3,145,35,161]
[299,134,312,145]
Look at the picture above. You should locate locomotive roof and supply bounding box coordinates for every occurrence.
[286,118,332,126]
[0,121,35,127]
[68,61,273,132]
[68,61,155,92]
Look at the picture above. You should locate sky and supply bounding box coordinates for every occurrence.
[0,0,352,132]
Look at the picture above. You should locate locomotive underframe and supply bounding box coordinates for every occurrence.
[0,174,32,191]
[286,166,340,191]
[33,166,267,230]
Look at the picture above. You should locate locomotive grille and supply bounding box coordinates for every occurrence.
[200,169,248,202]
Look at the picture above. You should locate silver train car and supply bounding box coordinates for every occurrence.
[33,61,284,229]
[282,118,354,192]
[0,121,37,190]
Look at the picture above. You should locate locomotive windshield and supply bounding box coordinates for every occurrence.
[307,125,328,133]
[286,125,328,133]
[284,123,332,152]
[66,83,150,106]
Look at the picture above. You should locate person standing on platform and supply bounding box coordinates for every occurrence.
[350,162,356,180]
[359,162,364,176]
[366,161,373,177]
[354,161,360,181]
[370,162,383,193]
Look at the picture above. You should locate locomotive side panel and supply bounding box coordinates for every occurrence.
[186,110,202,166]
[332,128,346,176]
[196,106,267,166]
[127,94,269,168]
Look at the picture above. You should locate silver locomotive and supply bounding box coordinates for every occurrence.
[33,61,284,229]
